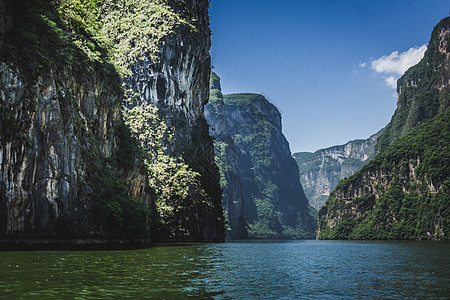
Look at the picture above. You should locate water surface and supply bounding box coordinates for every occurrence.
[0,240,449,299]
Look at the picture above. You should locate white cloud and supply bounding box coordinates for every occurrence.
[384,76,397,89]
[370,44,427,89]
[359,62,367,68]
[371,44,427,75]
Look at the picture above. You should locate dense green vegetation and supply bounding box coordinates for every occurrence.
[375,17,450,152]
[98,0,198,74]
[223,93,269,106]
[125,103,217,240]
[319,110,450,240]
[85,151,150,238]
[3,0,196,77]
[2,0,118,83]
[212,140,233,233]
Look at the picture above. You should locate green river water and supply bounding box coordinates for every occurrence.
[0,240,449,299]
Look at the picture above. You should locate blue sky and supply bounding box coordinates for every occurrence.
[209,0,449,153]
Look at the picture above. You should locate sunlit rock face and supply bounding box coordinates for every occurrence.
[0,0,223,242]
[122,0,224,241]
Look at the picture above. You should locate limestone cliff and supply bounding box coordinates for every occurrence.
[317,17,450,240]
[204,73,247,239]
[0,0,150,240]
[101,0,224,241]
[0,0,224,243]
[206,77,317,239]
[375,18,450,152]
[293,130,382,210]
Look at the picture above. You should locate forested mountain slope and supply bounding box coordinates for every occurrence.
[317,17,450,240]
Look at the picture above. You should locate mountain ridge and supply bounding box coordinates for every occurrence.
[293,129,383,210]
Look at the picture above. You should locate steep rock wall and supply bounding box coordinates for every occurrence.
[101,0,224,241]
[204,73,247,239]
[207,89,317,239]
[0,0,223,243]
[0,0,150,240]
[293,130,382,210]
[376,17,450,152]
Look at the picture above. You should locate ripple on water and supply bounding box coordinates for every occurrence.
[0,240,449,299]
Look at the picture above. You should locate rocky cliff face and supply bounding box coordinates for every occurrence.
[293,130,382,210]
[0,0,150,240]
[317,17,450,240]
[206,78,317,239]
[376,18,450,152]
[108,0,223,241]
[0,0,223,242]
[204,73,247,239]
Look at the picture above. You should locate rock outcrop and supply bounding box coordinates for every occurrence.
[0,0,224,243]
[206,74,317,239]
[317,17,450,240]
[205,73,247,239]
[0,0,150,240]
[293,130,382,210]
[108,0,223,241]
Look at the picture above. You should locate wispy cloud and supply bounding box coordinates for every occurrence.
[370,45,427,88]
[384,76,397,89]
